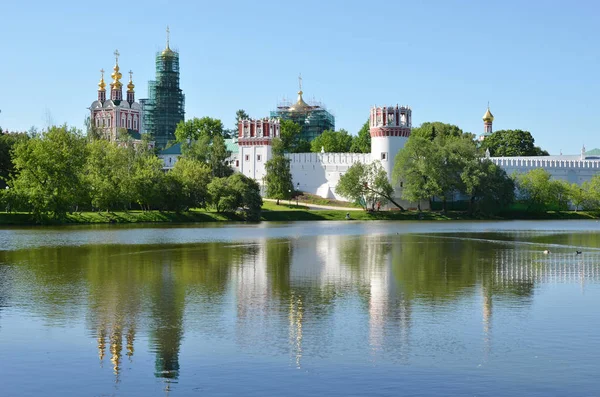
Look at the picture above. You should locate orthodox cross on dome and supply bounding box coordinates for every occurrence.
[114,49,120,65]
[129,70,133,80]
[100,68,105,77]
[298,73,303,92]
[166,26,170,49]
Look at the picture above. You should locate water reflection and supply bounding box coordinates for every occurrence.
[1,229,600,392]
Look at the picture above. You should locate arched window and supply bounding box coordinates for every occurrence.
[127,117,132,129]
[133,117,138,130]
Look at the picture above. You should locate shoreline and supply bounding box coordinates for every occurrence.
[0,203,598,226]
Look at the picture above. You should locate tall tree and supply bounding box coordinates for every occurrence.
[174,117,224,142]
[209,134,233,177]
[264,148,294,204]
[350,120,371,153]
[310,129,353,153]
[10,126,88,218]
[480,129,548,157]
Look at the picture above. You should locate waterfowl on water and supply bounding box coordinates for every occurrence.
[543,250,550,255]
[576,250,582,255]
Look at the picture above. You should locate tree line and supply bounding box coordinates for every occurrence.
[0,125,261,220]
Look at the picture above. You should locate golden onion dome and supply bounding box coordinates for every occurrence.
[127,71,135,92]
[483,107,494,122]
[288,90,311,113]
[98,69,106,91]
[111,64,123,89]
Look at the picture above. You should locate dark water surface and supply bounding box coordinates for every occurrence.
[1,220,599,396]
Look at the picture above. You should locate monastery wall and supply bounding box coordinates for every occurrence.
[490,157,600,184]
[287,152,372,200]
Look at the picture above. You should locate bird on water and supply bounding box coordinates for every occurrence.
[576,250,582,255]
[543,250,550,255]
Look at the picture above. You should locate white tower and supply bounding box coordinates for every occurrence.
[237,118,281,183]
[369,105,412,179]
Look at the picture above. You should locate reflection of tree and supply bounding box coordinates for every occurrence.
[150,262,185,381]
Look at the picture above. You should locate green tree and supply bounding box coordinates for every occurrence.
[0,131,28,189]
[85,140,133,211]
[230,173,262,221]
[10,126,88,218]
[169,158,212,210]
[310,129,353,153]
[174,117,224,142]
[461,159,515,214]
[235,109,250,125]
[279,120,303,153]
[582,176,600,210]
[336,161,401,210]
[209,134,233,177]
[411,122,463,141]
[515,169,566,211]
[393,136,442,210]
[207,174,262,220]
[264,150,294,204]
[569,183,586,211]
[130,153,165,211]
[480,129,548,157]
[350,120,371,153]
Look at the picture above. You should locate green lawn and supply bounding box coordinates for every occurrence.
[0,205,598,226]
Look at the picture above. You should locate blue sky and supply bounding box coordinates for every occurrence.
[1,0,598,154]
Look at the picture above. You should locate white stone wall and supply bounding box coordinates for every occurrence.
[490,157,600,184]
[240,145,272,184]
[287,152,372,200]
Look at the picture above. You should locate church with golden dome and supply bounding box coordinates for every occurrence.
[90,50,143,142]
[269,76,335,142]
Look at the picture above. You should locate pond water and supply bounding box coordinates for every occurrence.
[1,220,599,396]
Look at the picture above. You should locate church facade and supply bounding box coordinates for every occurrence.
[90,51,142,142]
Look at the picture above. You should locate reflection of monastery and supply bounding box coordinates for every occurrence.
[69,235,600,383]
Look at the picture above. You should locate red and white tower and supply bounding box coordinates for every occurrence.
[237,118,281,181]
[369,105,412,179]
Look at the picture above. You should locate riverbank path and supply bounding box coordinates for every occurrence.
[263,198,362,211]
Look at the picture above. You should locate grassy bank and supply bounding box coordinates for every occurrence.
[0,202,598,226]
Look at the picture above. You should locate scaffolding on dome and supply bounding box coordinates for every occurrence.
[142,48,185,149]
[270,96,335,142]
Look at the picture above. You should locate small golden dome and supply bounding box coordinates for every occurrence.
[288,90,311,113]
[98,69,106,91]
[127,70,135,92]
[483,107,494,123]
